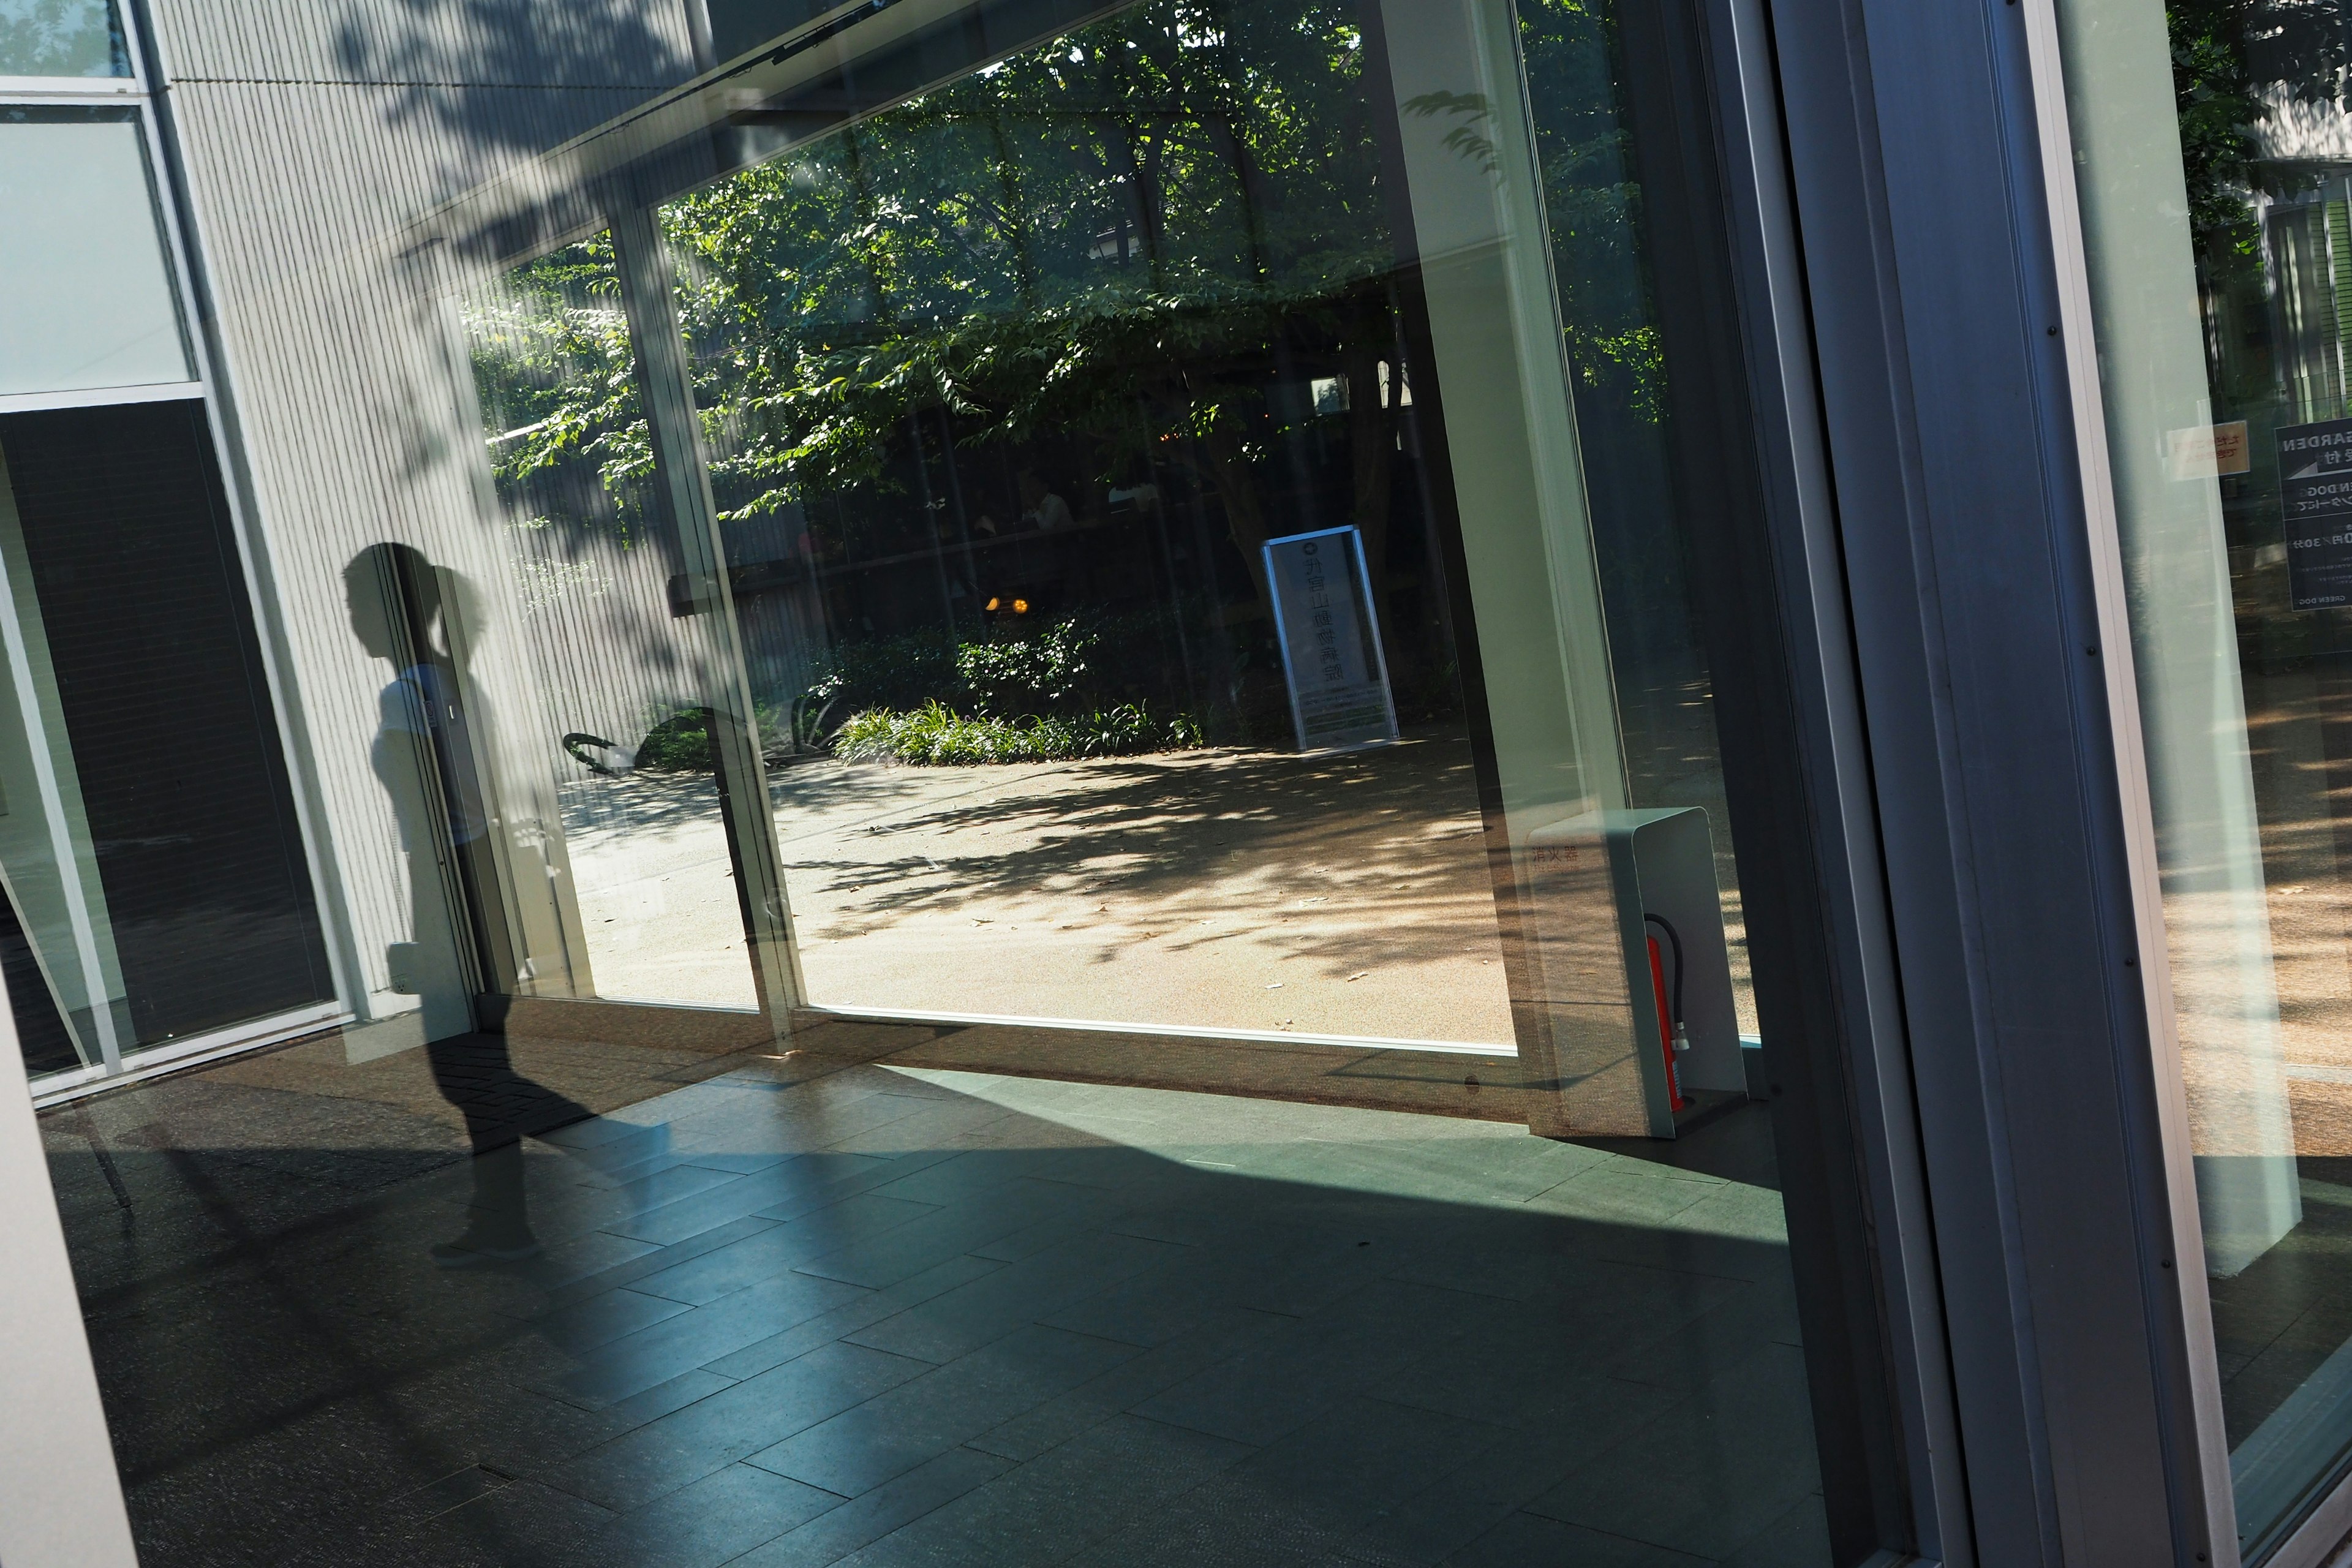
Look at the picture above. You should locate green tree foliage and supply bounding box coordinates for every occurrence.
[833,699,1202,764]
[478,1,1401,591]
[469,233,653,546]
[1515,0,1664,424]
[470,0,1673,576]
[2167,0,2352,251]
[2170,0,2262,256]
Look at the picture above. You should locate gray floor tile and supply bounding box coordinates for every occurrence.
[630,1195,939,1305]
[540,1339,932,1510]
[845,1229,1181,1363]
[526,1286,695,1354]
[1527,1343,1821,1561]
[1717,1494,1833,1568]
[1447,1512,1713,1567]
[723,1446,1014,1567]
[791,1175,1125,1292]
[74,1059,1828,1568]
[748,1325,1142,1496]
[968,1306,1292,1463]
[544,1270,873,1409]
[832,1413,1252,1567]
[701,1254,1009,1381]
[288,1476,619,1568]
[1131,1278,1483,1447]
[538,1215,785,1311]
[584,1461,840,1568]
[610,1170,835,1249]
[1074,1395,1509,1567]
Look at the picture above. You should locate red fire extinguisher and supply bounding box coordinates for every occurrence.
[1645,914,1689,1112]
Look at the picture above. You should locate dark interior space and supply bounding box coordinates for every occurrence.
[0,399,332,1048]
[1,877,84,1076]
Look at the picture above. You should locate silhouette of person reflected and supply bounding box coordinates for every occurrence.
[347,542,597,1266]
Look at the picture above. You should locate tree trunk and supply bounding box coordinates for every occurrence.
[1343,338,1393,608]
[1194,426,1274,614]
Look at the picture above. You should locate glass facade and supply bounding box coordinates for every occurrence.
[0,107,188,396]
[2059,0,2352,1556]
[0,0,128,78]
[0,1,333,1091]
[2,0,1897,1562]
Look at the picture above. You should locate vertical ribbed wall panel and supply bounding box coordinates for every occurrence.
[148,0,693,91]
[144,1,708,1017]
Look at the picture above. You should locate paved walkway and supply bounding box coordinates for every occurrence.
[562,738,1517,1046]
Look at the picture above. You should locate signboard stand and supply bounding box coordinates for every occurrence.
[2278,418,2352,610]
[1262,526,1400,753]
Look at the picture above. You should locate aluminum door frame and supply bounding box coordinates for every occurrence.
[1749,0,2234,1562]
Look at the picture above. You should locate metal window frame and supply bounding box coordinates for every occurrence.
[1743,0,2293,1560]
[1689,1,1972,1559]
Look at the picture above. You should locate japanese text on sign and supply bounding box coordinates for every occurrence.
[1262,526,1399,752]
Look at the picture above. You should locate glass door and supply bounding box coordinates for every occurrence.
[2056,0,2352,1558]
[449,0,1770,1112]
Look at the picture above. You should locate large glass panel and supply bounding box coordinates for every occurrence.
[0,107,187,397]
[2057,0,2352,1555]
[0,399,334,1080]
[652,8,1531,1046]
[31,1,1860,1563]
[477,0,1761,1054]
[467,233,776,1015]
[0,0,129,78]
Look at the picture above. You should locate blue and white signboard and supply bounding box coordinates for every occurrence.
[1262,526,1399,752]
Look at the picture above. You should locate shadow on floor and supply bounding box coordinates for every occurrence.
[46,1038,1828,1568]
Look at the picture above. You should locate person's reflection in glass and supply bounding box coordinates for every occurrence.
[347,542,600,1267]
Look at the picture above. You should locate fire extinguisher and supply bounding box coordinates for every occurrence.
[1645,913,1690,1112]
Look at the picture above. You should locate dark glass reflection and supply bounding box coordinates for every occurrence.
[0,401,331,1073]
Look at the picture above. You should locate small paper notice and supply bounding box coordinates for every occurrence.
[2165,420,2251,480]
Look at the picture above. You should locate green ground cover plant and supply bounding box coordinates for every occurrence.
[832,701,1204,765]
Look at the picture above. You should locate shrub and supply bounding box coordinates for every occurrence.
[832,701,1203,765]
[954,616,1103,716]
[793,630,960,745]
[633,707,715,771]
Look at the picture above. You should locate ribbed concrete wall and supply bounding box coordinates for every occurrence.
[143,0,710,1020]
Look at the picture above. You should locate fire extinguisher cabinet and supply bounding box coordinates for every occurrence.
[1520,807,1744,1139]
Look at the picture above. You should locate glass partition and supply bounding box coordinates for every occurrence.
[2056,0,2352,1555]
[24,0,1860,1562]
[0,107,188,397]
[0,401,335,1076]
[0,0,129,78]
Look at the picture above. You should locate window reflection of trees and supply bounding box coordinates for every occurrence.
[470,0,1689,760]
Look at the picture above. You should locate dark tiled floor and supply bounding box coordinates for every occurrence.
[46,1044,1827,1567]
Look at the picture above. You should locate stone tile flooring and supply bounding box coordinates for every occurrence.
[47,1047,1827,1567]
